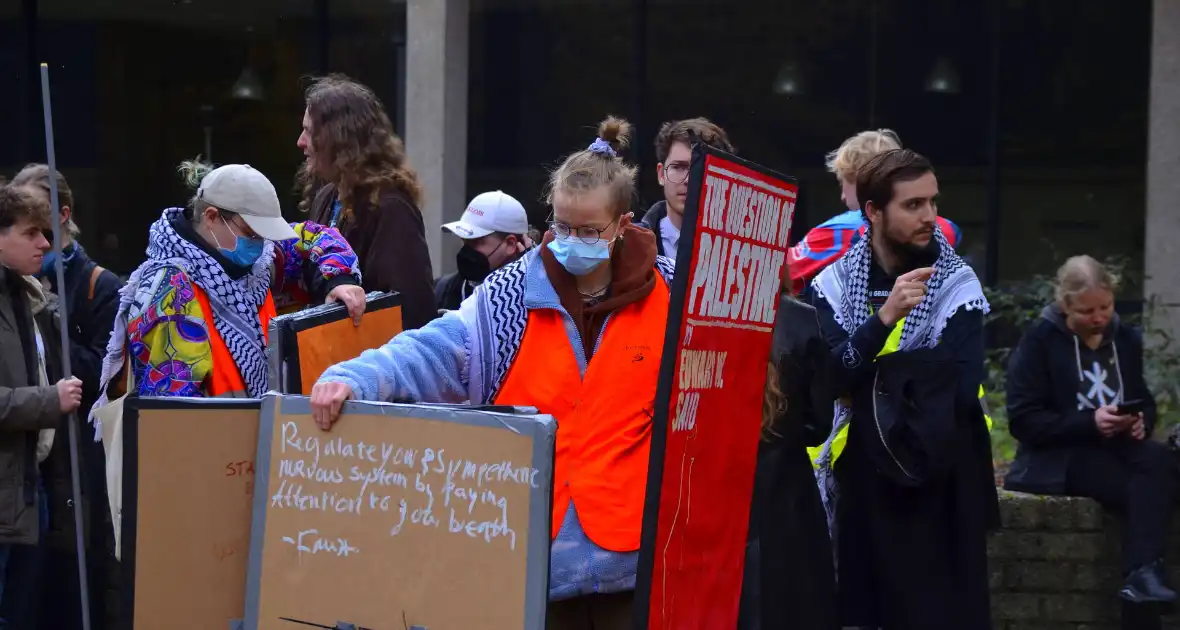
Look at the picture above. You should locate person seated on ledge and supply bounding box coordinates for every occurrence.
[1004,255,1178,608]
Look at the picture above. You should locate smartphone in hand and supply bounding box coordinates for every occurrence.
[1116,399,1145,416]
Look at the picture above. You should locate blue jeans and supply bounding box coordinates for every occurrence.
[0,479,49,622]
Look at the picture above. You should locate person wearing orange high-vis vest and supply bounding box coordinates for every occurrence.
[89,157,366,417]
[312,116,675,630]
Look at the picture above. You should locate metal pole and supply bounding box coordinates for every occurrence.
[39,61,93,630]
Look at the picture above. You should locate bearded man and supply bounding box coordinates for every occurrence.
[810,149,998,630]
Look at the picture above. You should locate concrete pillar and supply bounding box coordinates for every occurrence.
[404,0,469,275]
[1145,0,1180,338]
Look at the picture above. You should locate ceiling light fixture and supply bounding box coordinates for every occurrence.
[924,56,961,94]
[771,61,806,96]
[231,66,264,101]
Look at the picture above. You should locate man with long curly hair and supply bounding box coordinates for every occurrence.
[297,74,437,329]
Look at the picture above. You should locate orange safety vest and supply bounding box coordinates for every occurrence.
[492,277,670,552]
[192,286,276,397]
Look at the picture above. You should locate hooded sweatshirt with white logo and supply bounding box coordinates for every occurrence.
[1004,302,1157,494]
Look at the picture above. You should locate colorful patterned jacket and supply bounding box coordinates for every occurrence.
[128,220,359,398]
[787,210,961,295]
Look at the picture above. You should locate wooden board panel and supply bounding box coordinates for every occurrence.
[123,399,260,630]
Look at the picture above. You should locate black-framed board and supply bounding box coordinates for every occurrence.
[267,291,403,394]
[243,394,557,630]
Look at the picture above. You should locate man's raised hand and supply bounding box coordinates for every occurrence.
[878,267,935,328]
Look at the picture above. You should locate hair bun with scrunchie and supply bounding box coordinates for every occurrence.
[587,137,617,157]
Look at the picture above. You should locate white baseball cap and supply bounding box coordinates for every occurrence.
[197,164,298,241]
[441,190,529,239]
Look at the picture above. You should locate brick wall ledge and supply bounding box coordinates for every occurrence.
[990,490,1180,630]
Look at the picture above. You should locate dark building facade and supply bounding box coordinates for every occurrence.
[1,0,1168,327]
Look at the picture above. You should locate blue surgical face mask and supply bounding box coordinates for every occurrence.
[37,242,76,279]
[218,217,266,267]
[224,237,265,267]
[39,251,57,278]
[547,237,613,276]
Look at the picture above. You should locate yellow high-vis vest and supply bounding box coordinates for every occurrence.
[808,314,992,469]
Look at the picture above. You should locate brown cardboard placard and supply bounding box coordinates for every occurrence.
[268,292,404,394]
[293,303,403,394]
[122,398,260,630]
[244,394,556,630]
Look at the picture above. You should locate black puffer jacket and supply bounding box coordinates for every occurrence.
[43,243,123,424]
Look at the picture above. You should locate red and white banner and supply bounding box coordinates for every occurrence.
[637,147,798,629]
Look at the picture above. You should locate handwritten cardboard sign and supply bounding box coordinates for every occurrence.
[121,398,261,630]
[244,395,556,630]
[636,145,798,629]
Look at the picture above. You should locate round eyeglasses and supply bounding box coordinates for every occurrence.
[663,162,691,184]
[548,217,619,244]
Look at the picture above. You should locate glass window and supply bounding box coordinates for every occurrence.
[1,1,31,175]
[467,1,630,228]
[23,0,317,273]
[326,2,406,134]
[997,1,1150,288]
[4,0,1151,286]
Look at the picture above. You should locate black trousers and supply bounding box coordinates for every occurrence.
[1063,438,1177,573]
[545,591,633,630]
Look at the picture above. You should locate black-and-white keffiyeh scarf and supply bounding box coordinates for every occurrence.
[810,224,989,545]
[89,207,277,436]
